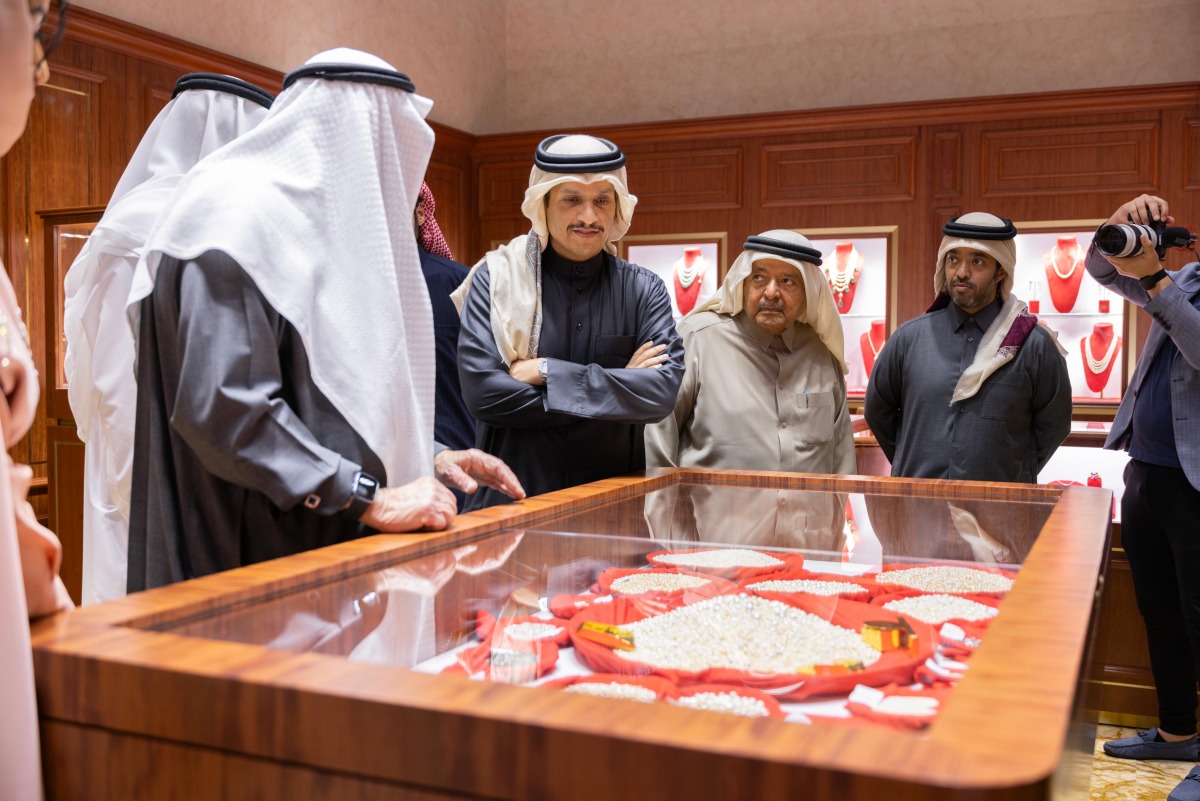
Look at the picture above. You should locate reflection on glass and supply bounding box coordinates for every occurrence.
[52,222,95,389]
[161,482,1055,732]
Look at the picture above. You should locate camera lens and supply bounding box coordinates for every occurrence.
[1096,223,1154,257]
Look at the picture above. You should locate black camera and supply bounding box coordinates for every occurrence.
[1095,217,1197,259]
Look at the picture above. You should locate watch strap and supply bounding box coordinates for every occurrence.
[1139,269,1169,290]
[339,471,380,520]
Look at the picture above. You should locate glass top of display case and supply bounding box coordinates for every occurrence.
[159,481,1057,731]
[35,470,1112,799]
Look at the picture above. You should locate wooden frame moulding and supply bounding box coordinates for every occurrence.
[31,469,1112,801]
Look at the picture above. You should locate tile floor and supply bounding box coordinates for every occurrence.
[1092,726,1196,800]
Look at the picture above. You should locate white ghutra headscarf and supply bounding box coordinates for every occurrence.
[931,212,1064,403]
[131,49,437,488]
[451,134,638,365]
[692,229,848,373]
[64,74,272,605]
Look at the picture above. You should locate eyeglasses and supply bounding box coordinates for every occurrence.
[31,0,70,66]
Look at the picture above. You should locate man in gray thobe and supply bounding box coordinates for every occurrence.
[864,213,1071,482]
[126,50,523,592]
[453,135,684,510]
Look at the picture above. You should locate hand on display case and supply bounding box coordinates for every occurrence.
[1043,235,1085,312]
[859,320,887,376]
[1079,322,1121,395]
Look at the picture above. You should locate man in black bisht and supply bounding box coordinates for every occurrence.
[452,134,684,509]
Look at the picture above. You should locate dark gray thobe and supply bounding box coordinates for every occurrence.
[457,244,684,510]
[127,250,385,592]
[864,296,1072,482]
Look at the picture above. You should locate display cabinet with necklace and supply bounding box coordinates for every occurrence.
[1080,322,1121,394]
[860,319,887,375]
[1043,235,1085,313]
[672,246,707,316]
[825,242,863,314]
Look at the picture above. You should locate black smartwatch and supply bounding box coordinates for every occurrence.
[339,471,380,520]
[1139,269,1169,290]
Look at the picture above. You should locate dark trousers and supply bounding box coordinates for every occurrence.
[1122,459,1200,735]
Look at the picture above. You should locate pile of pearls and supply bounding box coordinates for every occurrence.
[488,649,537,668]
[672,691,769,718]
[614,595,880,673]
[611,573,711,594]
[746,578,865,596]
[875,566,1013,594]
[502,622,563,641]
[564,682,658,703]
[654,549,784,569]
[882,594,999,624]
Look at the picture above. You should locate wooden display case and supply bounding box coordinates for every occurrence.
[31,469,1112,801]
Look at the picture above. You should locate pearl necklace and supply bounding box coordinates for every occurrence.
[1084,333,1119,375]
[1050,247,1082,280]
[676,256,703,288]
[825,262,860,307]
[866,328,884,357]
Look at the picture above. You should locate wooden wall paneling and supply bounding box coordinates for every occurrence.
[18,54,109,513]
[980,121,1160,199]
[424,159,467,260]
[1185,116,1200,192]
[933,130,963,201]
[427,122,475,265]
[47,424,85,604]
[625,146,742,212]
[760,135,917,208]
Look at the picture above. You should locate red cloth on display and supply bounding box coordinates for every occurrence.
[568,595,933,700]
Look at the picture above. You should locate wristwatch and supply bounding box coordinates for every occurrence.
[339,470,380,520]
[537,358,549,384]
[1139,269,1169,290]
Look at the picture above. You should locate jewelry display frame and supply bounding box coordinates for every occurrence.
[618,233,729,323]
[39,206,105,421]
[800,225,899,398]
[1013,219,1134,412]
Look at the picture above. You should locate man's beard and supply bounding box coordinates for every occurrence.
[950,276,997,310]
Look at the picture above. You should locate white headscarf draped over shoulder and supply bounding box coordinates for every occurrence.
[930,212,1064,403]
[131,49,437,487]
[450,134,638,365]
[691,229,847,374]
[64,73,273,605]
[65,75,272,485]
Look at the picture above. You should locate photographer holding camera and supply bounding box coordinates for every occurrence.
[1088,194,1200,800]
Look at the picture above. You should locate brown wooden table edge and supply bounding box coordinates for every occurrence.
[30,470,1106,794]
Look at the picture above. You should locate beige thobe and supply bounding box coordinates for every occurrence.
[645,310,855,474]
